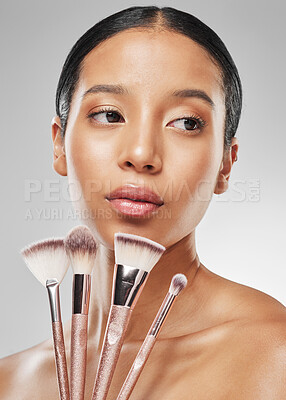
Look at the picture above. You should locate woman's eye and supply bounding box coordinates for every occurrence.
[88,109,124,124]
[168,117,204,132]
[88,109,206,133]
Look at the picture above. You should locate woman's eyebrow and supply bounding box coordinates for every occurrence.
[83,84,128,97]
[171,88,214,108]
[82,84,215,108]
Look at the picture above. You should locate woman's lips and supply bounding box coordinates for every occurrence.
[105,185,164,217]
[107,198,161,217]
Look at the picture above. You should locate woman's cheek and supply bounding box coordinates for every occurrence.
[174,143,214,203]
[65,129,93,208]
[66,131,114,211]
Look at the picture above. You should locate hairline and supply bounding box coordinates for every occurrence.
[63,26,226,137]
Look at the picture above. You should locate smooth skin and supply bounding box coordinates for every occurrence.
[1,28,286,400]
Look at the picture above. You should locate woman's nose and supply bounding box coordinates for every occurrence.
[117,124,163,174]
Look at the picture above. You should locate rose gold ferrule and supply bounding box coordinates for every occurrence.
[46,279,61,323]
[149,292,176,337]
[72,274,91,315]
[112,264,148,309]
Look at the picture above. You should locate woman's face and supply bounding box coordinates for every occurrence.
[53,28,231,249]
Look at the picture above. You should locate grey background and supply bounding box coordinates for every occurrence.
[0,0,285,358]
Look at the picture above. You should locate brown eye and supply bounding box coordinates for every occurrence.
[168,115,206,133]
[104,111,122,123]
[183,118,198,130]
[88,108,124,124]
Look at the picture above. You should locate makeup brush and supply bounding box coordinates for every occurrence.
[21,238,70,400]
[64,225,97,400]
[116,273,187,400]
[91,232,166,400]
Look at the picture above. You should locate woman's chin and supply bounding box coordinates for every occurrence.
[86,218,168,250]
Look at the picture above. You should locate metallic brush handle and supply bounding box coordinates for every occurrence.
[117,292,176,400]
[92,305,132,400]
[70,314,88,400]
[46,280,70,400]
[52,321,70,400]
[116,334,156,400]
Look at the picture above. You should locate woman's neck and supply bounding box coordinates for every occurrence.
[87,231,203,348]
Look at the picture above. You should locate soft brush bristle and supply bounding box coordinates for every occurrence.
[21,238,69,286]
[114,232,165,272]
[64,225,97,274]
[169,273,188,296]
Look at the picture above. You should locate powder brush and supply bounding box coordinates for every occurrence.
[64,225,97,400]
[91,232,166,400]
[21,238,70,400]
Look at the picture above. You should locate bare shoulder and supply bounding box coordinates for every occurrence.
[202,263,286,319]
[0,339,58,400]
[209,269,286,398]
[214,267,286,347]
[224,315,286,399]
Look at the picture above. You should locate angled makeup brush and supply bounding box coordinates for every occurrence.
[91,232,166,400]
[64,225,97,400]
[21,238,70,400]
[116,273,188,400]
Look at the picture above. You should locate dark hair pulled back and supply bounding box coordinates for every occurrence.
[56,6,242,150]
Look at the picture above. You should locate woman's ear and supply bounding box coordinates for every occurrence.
[51,116,67,176]
[214,137,239,195]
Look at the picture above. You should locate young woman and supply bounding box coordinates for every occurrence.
[1,6,286,399]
